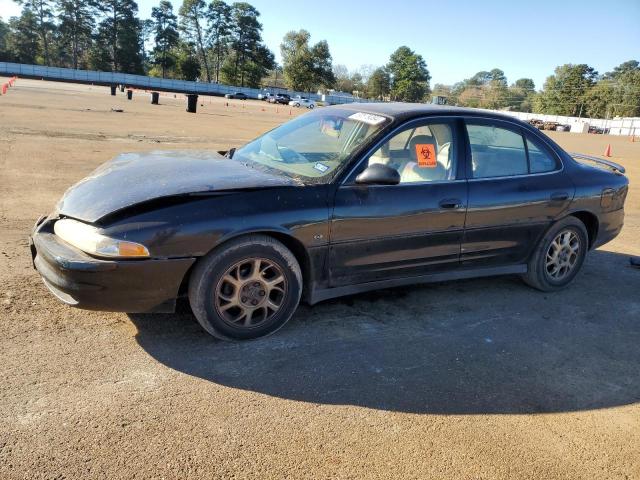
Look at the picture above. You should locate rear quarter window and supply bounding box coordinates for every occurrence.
[526,137,559,173]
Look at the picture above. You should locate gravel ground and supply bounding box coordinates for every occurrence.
[1,79,639,479]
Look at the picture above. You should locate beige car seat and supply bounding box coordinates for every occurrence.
[400,135,447,183]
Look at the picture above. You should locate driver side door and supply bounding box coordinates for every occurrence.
[328,118,468,287]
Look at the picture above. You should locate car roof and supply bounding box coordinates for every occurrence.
[327,102,521,124]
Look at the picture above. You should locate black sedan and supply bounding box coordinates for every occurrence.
[269,93,291,105]
[30,104,628,340]
[224,92,248,100]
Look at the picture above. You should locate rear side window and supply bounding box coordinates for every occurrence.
[526,137,558,173]
[467,124,528,178]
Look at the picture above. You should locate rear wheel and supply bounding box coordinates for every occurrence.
[522,217,588,291]
[188,235,302,340]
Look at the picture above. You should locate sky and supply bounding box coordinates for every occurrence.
[1,0,639,89]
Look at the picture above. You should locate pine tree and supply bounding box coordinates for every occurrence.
[207,0,230,83]
[94,0,143,73]
[179,0,210,81]
[151,0,179,78]
[56,0,98,69]
[14,0,55,65]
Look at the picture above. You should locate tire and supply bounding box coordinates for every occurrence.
[309,104,315,109]
[522,216,589,292]
[188,235,302,340]
[294,103,300,107]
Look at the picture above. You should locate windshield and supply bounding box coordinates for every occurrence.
[232,109,390,183]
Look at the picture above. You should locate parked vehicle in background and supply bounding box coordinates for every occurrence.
[29,104,628,340]
[543,122,559,131]
[556,124,570,132]
[258,92,275,101]
[528,119,544,130]
[289,97,316,109]
[269,93,291,105]
[225,92,248,100]
[589,126,609,134]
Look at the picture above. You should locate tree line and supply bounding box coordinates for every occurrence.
[0,0,638,117]
[429,61,640,117]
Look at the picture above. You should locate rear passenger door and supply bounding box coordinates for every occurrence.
[461,119,574,267]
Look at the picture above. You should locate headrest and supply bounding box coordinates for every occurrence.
[409,135,436,164]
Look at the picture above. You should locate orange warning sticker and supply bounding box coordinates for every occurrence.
[415,144,436,168]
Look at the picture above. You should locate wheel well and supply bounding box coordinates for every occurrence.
[570,211,599,248]
[266,232,312,299]
[177,231,312,299]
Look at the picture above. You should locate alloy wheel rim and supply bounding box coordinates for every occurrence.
[215,258,287,328]
[545,229,581,281]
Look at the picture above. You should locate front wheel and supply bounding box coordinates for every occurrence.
[188,235,302,340]
[294,103,300,107]
[522,217,588,291]
[308,104,315,109]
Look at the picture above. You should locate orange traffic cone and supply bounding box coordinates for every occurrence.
[604,144,612,157]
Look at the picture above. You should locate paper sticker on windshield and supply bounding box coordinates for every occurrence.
[314,162,330,173]
[415,144,437,168]
[348,112,386,125]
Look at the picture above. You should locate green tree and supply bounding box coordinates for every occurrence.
[583,80,616,118]
[14,0,55,65]
[514,78,535,92]
[56,0,98,69]
[7,9,40,63]
[281,29,334,92]
[0,17,10,61]
[534,64,598,116]
[226,2,266,87]
[140,18,153,68]
[604,60,639,80]
[367,67,390,99]
[506,78,536,112]
[207,0,231,83]
[174,40,200,80]
[310,39,334,90]
[92,0,143,73]
[386,46,431,102]
[584,61,640,117]
[179,0,211,81]
[151,0,179,78]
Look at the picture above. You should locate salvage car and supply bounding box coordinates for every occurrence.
[289,97,316,109]
[269,93,291,105]
[30,104,628,340]
[224,92,248,100]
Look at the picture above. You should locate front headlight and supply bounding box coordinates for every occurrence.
[54,218,150,258]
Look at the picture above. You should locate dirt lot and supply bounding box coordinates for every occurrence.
[1,79,639,479]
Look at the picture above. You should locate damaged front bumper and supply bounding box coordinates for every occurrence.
[30,217,195,313]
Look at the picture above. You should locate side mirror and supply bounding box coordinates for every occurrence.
[355,163,401,186]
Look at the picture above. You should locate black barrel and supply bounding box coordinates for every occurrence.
[110,84,117,96]
[127,89,133,100]
[186,94,198,113]
[151,92,159,104]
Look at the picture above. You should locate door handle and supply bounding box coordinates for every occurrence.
[550,192,569,202]
[439,199,463,209]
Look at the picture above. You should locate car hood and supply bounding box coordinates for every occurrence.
[56,150,297,223]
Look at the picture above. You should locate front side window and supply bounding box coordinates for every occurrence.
[366,122,455,184]
[233,109,389,183]
[467,124,528,178]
